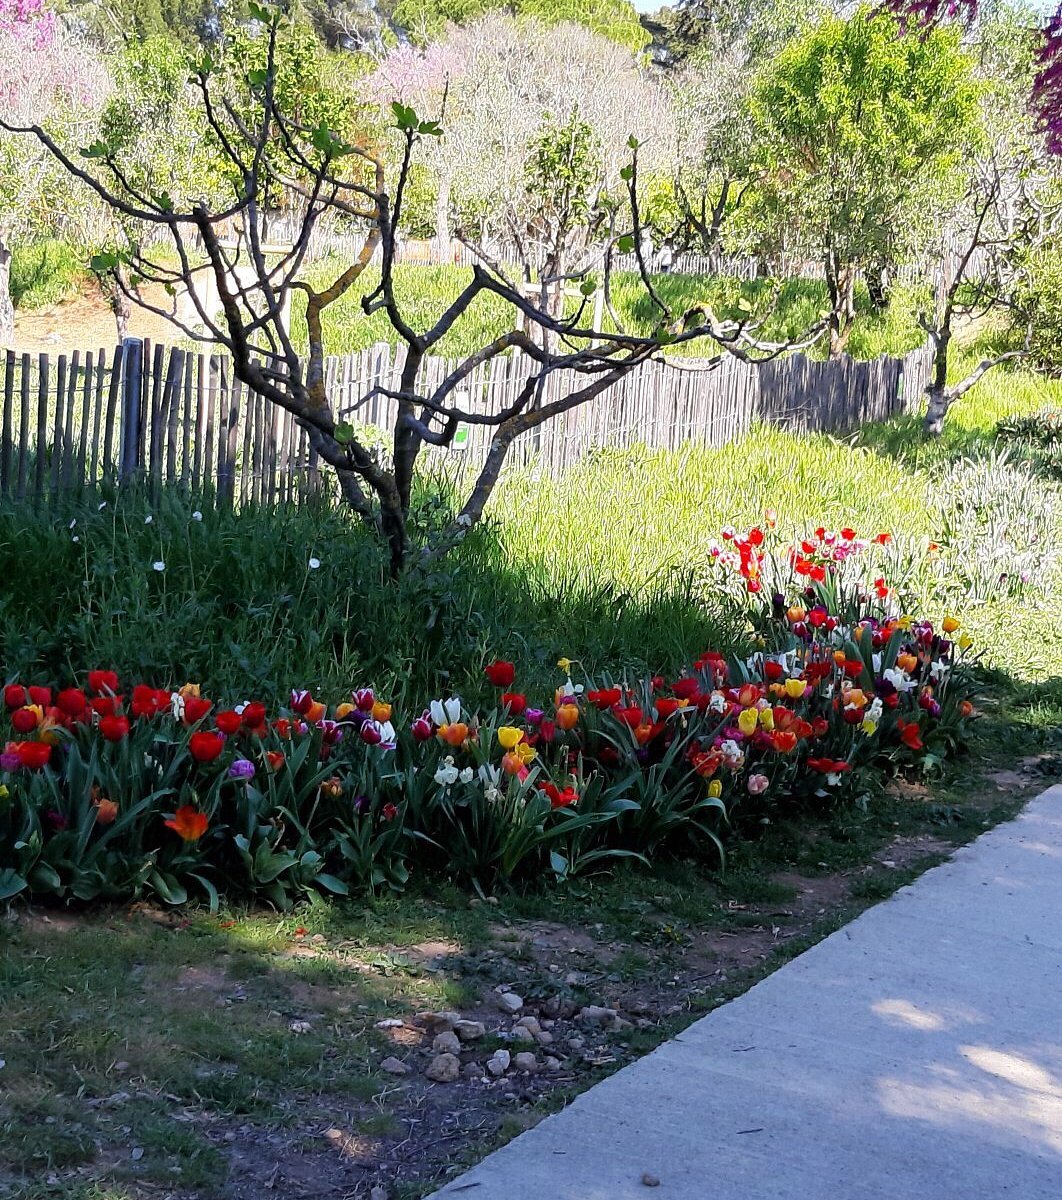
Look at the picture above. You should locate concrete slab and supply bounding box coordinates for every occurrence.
[430,785,1062,1200]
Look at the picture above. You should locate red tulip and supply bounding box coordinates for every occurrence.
[501,692,527,715]
[587,687,622,710]
[90,696,121,717]
[484,660,515,688]
[131,685,168,718]
[56,688,87,718]
[11,707,39,734]
[3,684,26,710]
[88,670,120,695]
[99,714,130,742]
[183,696,212,725]
[290,690,314,715]
[16,741,51,770]
[215,710,242,736]
[615,706,643,728]
[771,730,798,753]
[411,716,433,742]
[764,661,785,682]
[241,702,267,729]
[354,688,375,712]
[28,686,51,708]
[655,698,684,719]
[189,732,224,763]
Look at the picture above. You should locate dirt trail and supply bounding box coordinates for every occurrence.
[8,283,180,355]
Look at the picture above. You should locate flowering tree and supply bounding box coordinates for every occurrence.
[2,5,815,575]
[371,16,673,313]
[0,0,110,340]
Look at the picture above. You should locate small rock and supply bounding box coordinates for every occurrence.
[113,1060,130,1072]
[513,1052,538,1073]
[485,896,500,906]
[496,992,523,1015]
[541,995,563,1018]
[567,1037,586,1051]
[375,1018,404,1030]
[462,1061,485,1080]
[380,1056,411,1076]
[535,1030,554,1046]
[425,1053,461,1083]
[642,1173,660,1187]
[310,933,326,945]
[544,1056,562,1073]
[510,1026,536,1045]
[486,1049,510,1077]
[454,1020,486,1042]
[613,1017,634,1032]
[419,1010,461,1033]
[433,1031,462,1055]
[370,1187,389,1200]
[131,1147,144,1162]
[514,1016,542,1035]
[289,1020,313,1035]
[576,1006,618,1028]
[540,1018,556,1030]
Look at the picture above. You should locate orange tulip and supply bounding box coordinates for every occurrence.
[164,805,209,842]
[897,653,918,674]
[94,798,119,825]
[440,722,469,747]
[372,701,392,723]
[306,701,327,723]
[555,703,580,731]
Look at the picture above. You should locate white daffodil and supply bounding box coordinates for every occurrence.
[308,556,321,570]
[459,767,474,784]
[709,690,727,714]
[872,653,882,673]
[827,772,843,786]
[152,561,165,572]
[434,757,459,786]
[929,660,949,682]
[191,511,203,521]
[867,697,883,721]
[720,739,745,769]
[430,697,463,726]
[883,667,915,692]
[170,692,185,720]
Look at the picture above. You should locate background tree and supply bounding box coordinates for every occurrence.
[2,6,811,573]
[0,0,110,341]
[741,6,982,358]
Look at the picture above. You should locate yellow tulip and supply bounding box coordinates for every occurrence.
[497,726,523,750]
[179,682,201,699]
[515,742,537,765]
[958,633,974,651]
[737,708,759,735]
[707,780,722,798]
[861,718,878,736]
[758,707,775,731]
[784,678,807,699]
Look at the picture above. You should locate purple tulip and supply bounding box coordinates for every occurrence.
[228,758,255,780]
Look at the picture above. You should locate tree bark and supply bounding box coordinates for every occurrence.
[435,173,451,262]
[109,266,133,342]
[0,233,13,345]
[923,328,951,436]
[825,247,856,360]
[866,260,891,313]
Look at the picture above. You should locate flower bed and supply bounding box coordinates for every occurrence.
[0,523,978,908]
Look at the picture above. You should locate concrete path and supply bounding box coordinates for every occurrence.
[431,784,1062,1200]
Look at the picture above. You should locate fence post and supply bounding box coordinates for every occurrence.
[118,337,144,480]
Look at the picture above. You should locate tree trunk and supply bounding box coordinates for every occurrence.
[825,249,856,360]
[923,329,951,437]
[0,233,13,346]
[110,267,133,342]
[866,260,891,313]
[434,174,451,262]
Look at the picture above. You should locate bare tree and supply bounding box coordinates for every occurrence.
[1,8,815,575]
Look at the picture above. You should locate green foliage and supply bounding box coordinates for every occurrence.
[391,0,650,51]
[10,240,89,309]
[742,7,983,270]
[1013,243,1062,373]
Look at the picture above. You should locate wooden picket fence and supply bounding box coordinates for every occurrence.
[0,339,935,505]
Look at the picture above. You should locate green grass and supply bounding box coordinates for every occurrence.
[11,241,90,310]
[294,260,927,363]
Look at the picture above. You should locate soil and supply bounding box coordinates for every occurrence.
[9,282,179,355]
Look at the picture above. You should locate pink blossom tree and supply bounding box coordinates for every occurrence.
[0,0,110,341]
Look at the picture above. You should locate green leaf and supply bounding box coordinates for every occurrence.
[627,135,641,150]
[247,68,269,89]
[619,165,634,182]
[579,278,597,297]
[391,102,418,132]
[80,141,112,161]
[334,422,355,445]
[90,252,119,275]
[417,120,443,137]
[316,873,350,895]
[151,192,174,213]
[0,869,27,900]
[617,235,635,253]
